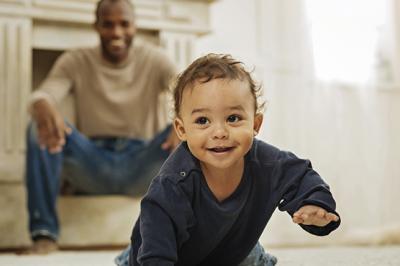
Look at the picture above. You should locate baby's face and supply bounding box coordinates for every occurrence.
[174,78,263,172]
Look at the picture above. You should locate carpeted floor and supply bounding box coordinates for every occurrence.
[1,246,399,266]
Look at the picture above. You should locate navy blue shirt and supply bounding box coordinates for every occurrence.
[129,140,340,266]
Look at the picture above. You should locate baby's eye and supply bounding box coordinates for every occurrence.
[195,117,209,125]
[227,114,241,123]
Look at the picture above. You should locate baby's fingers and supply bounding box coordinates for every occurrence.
[326,212,339,222]
[292,216,304,224]
[316,208,326,218]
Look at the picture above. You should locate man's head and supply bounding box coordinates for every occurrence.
[173,54,264,171]
[94,0,136,64]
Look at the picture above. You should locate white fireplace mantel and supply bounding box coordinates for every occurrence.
[0,0,213,34]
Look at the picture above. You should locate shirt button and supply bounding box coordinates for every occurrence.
[180,171,186,177]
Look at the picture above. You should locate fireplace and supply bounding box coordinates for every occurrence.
[0,0,215,248]
[0,0,213,182]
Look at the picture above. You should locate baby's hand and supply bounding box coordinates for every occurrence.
[292,205,339,227]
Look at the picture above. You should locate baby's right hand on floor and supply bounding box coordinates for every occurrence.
[292,205,339,227]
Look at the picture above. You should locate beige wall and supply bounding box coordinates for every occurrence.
[195,0,400,246]
[263,78,400,246]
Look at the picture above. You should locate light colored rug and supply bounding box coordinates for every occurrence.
[1,246,399,266]
[271,246,400,266]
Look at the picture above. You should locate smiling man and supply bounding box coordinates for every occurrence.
[24,0,179,254]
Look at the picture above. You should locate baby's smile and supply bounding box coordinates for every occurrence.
[207,146,235,153]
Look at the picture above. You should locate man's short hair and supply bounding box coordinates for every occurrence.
[95,0,135,24]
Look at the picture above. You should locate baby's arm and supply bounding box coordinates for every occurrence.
[273,151,341,235]
[133,177,192,265]
[292,205,339,226]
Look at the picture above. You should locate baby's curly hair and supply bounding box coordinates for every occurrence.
[173,53,264,117]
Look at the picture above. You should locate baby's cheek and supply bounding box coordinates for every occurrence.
[239,132,255,150]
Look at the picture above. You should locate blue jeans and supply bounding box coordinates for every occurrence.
[25,122,172,240]
[115,242,277,266]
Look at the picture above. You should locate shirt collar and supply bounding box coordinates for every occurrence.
[159,140,259,181]
[96,42,135,69]
[159,142,201,180]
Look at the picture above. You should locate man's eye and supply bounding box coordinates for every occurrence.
[195,117,209,125]
[121,21,131,28]
[102,22,113,28]
[227,115,241,123]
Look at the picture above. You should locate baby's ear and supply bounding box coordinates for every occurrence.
[173,118,187,141]
[253,113,263,136]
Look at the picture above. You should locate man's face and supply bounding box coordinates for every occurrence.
[95,0,136,63]
[174,78,263,173]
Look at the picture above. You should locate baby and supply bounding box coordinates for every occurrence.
[117,53,340,266]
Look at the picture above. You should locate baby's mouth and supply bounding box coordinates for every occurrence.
[208,146,234,153]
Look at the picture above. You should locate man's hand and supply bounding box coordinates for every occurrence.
[31,99,71,153]
[292,205,339,227]
[161,128,181,152]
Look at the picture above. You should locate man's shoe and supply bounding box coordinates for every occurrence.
[19,236,58,255]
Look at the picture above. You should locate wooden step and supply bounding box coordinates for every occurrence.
[0,183,140,249]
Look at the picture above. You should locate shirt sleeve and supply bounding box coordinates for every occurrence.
[153,48,178,93]
[136,176,194,265]
[30,51,75,108]
[275,151,341,236]
[151,48,178,123]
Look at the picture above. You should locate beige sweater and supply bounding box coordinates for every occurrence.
[31,40,177,140]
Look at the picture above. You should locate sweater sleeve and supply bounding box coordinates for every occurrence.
[135,176,194,265]
[149,47,177,123]
[275,151,341,236]
[153,48,177,93]
[30,51,75,107]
